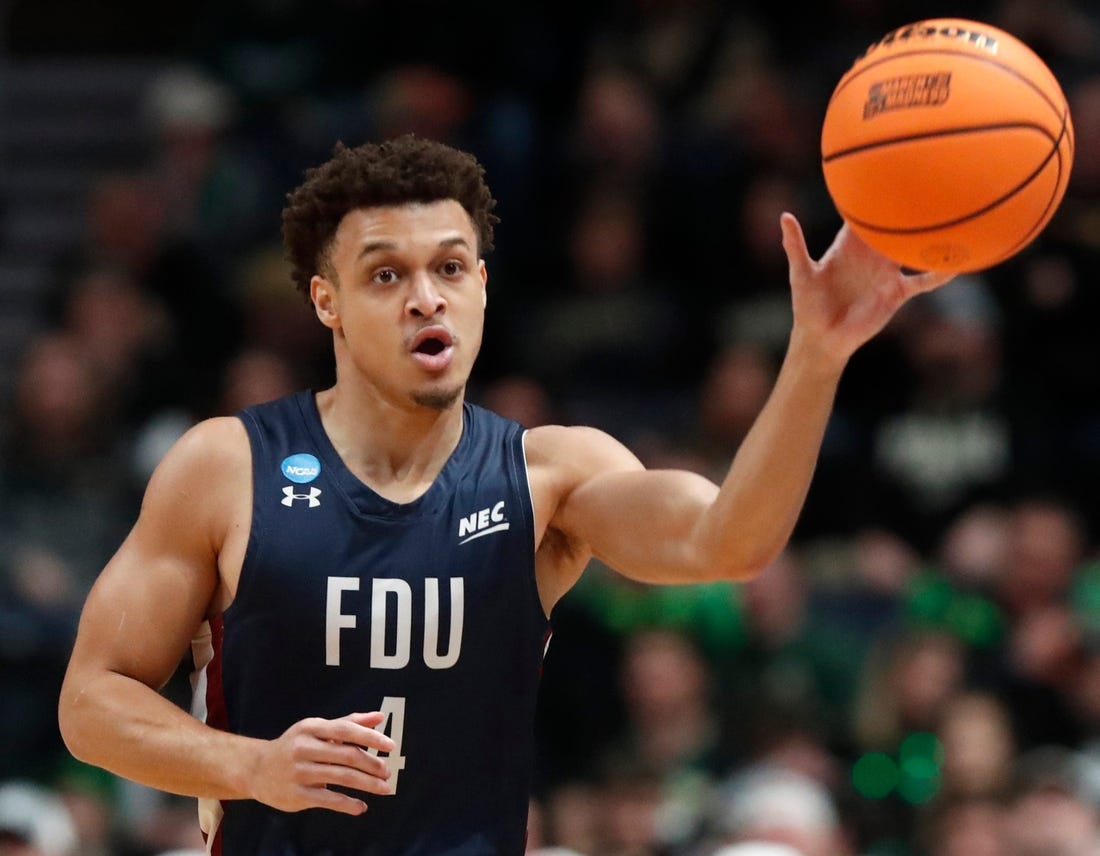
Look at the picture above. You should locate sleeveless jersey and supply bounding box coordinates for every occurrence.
[191,390,547,855]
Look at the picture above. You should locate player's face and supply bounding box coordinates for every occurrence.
[312,200,488,411]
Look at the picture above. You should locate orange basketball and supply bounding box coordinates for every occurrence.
[821,18,1074,273]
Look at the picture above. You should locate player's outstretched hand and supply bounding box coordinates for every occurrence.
[780,212,955,367]
[250,711,395,814]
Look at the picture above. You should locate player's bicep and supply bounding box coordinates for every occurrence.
[66,419,240,690]
[72,531,216,690]
[547,426,721,583]
[562,468,721,583]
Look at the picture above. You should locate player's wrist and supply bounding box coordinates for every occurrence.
[785,325,850,379]
[223,734,268,803]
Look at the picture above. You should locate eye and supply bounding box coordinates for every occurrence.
[440,260,464,277]
[373,268,399,285]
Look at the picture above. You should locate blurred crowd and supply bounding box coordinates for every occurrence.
[3,0,1100,854]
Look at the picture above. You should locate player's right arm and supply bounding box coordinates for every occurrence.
[58,417,394,815]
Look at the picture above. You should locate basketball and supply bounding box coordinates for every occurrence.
[820,18,1075,273]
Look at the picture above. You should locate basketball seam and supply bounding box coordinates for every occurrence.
[838,124,1070,235]
[822,121,1055,163]
[990,131,1073,262]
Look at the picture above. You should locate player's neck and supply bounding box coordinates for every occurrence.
[314,384,465,498]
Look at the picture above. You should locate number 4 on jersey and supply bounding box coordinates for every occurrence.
[365,696,407,794]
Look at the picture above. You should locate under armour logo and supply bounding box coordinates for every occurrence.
[282,486,322,508]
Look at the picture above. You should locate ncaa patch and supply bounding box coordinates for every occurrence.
[281,453,321,484]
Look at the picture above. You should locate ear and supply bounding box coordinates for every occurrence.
[478,259,488,309]
[311,275,340,330]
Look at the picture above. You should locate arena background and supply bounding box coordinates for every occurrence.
[1,1,1100,854]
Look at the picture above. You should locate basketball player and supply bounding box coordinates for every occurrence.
[58,135,952,854]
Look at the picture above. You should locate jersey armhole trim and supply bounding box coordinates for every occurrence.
[225,411,265,620]
[519,428,536,558]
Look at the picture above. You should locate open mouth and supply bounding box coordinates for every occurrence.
[415,337,447,356]
[410,326,454,353]
[409,326,455,371]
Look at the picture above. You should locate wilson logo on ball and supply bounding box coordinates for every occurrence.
[860,22,1000,61]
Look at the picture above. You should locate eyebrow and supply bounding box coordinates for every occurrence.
[357,235,472,261]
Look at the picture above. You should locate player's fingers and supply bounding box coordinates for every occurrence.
[301,762,393,796]
[307,740,392,779]
[779,212,814,282]
[905,269,956,296]
[305,717,396,753]
[346,711,386,728]
[298,784,369,816]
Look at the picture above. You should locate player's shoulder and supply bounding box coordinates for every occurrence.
[524,423,643,478]
[149,416,250,487]
[134,416,252,535]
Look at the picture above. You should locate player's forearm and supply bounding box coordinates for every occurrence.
[59,668,260,800]
[698,328,844,577]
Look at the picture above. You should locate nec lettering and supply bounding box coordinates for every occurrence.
[325,577,464,669]
[458,501,509,543]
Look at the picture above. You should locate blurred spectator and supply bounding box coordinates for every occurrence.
[706,764,853,856]
[538,782,602,856]
[229,244,332,389]
[515,182,693,442]
[908,691,1018,852]
[0,333,134,600]
[49,264,174,436]
[1000,745,1100,855]
[869,277,1012,551]
[612,629,728,774]
[0,782,77,856]
[694,341,779,479]
[992,0,1100,66]
[564,65,663,189]
[903,503,1010,654]
[50,168,243,420]
[936,691,1017,804]
[592,755,667,856]
[724,547,886,754]
[917,797,1007,856]
[998,494,1088,621]
[852,627,967,756]
[591,628,735,853]
[141,63,269,257]
[474,374,560,429]
[711,844,804,856]
[369,65,477,146]
[973,494,1092,750]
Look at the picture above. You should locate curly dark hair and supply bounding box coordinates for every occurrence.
[281,134,499,299]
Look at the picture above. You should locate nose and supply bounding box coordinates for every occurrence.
[405,271,446,318]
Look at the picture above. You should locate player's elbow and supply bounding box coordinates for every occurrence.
[696,543,778,583]
[57,695,84,760]
[710,558,769,583]
[57,674,99,763]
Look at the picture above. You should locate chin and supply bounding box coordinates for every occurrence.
[412,384,463,411]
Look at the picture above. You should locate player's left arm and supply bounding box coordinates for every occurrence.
[536,214,955,603]
[539,333,843,591]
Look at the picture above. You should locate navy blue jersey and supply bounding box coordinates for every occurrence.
[191,390,547,855]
